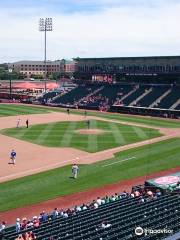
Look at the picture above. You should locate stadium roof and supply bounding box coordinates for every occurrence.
[9,59,75,65]
[74,56,180,61]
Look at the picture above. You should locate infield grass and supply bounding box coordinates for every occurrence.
[0,138,179,212]
[1,120,161,152]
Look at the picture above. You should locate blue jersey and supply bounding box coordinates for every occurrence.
[11,151,16,158]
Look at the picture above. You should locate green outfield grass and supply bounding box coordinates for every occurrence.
[88,111,180,128]
[31,105,180,128]
[0,137,179,212]
[0,103,179,128]
[1,120,161,152]
[0,104,49,117]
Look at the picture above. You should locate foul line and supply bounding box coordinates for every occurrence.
[0,159,74,182]
[102,156,136,167]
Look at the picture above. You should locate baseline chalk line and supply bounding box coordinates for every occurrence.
[102,156,136,167]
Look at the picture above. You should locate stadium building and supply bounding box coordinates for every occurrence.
[8,59,76,78]
[74,56,180,83]
[36,56,179,118]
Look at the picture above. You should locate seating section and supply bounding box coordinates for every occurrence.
[175,103,180,110]
[38,83,180,111]
[79,85,134,110]
[52,85,99,105]
[2,194,180,240]
[38,91,60,102]
[138,86,170,107]
[157,87,180,109]
[122,86,151,106]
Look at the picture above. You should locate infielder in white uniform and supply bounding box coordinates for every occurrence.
[16,118,21,128]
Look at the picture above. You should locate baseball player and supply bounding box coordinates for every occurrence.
[9,149,16,165]
[87,120,90,129]
[26,119,29,128]
[16,118,21,128]
[72,163,79,179]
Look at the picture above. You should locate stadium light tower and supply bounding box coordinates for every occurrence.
[8,67,13,99]
[39,18,53,92]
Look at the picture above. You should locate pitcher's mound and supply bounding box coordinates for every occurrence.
[75,129,105,135]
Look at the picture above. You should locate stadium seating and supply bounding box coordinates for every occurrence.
[38,90,60,103]
[37,83,180,115]
[122,86,151,106]
[52,85,99,105]
[2,193,180,240]
[80,85,134,109]
[157,86,180,110]
[137,86,170,107]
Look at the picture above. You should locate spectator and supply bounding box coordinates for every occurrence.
[21,218,27,230]
[75,205,81,212]
[66,208,73,215]
[114,193,119,200]
[96,197,103,206]
[22,232,27,240]
[93,200,99,209]
[27,220,33,228]
[135,190,140,197]
[41,211,48,222]
[155,189,162,197]
[63,212,68,218]
[101,221,112,229]
[175,181,180,190]
[52,208,59,219]
[138,196,145,203]
[121,190,128,198]
[15,234,23,240]
[29,231,36,240]
[110,195,116,201]
[16,218,21,233]
[33,216,40,228]
[82,204,88,210]
[131,192,135,198]
[90,200,98,209]
[59,209,64,217]
[104,195,110,203]
[146,189,153,196]
[0,221,6,233]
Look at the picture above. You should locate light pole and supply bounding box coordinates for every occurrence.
[39,18,53,92]
[8,68,12,99]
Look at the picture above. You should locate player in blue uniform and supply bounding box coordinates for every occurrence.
[9,149,16,165]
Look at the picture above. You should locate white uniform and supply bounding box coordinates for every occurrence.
[72,165,79,178]
[16,118,21,128]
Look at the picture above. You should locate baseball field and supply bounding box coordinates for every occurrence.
[1,120,161,152]
[0,104,179,222]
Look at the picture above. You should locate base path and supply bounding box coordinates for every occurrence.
[0,111,179,182]
[1,166,180,224]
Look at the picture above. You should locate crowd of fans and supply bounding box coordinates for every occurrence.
[79,94,110,112]
[0,186,166,240]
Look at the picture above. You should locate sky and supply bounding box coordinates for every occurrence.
[0,0,180,63]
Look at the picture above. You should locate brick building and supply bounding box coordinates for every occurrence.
[8,59,76,78]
